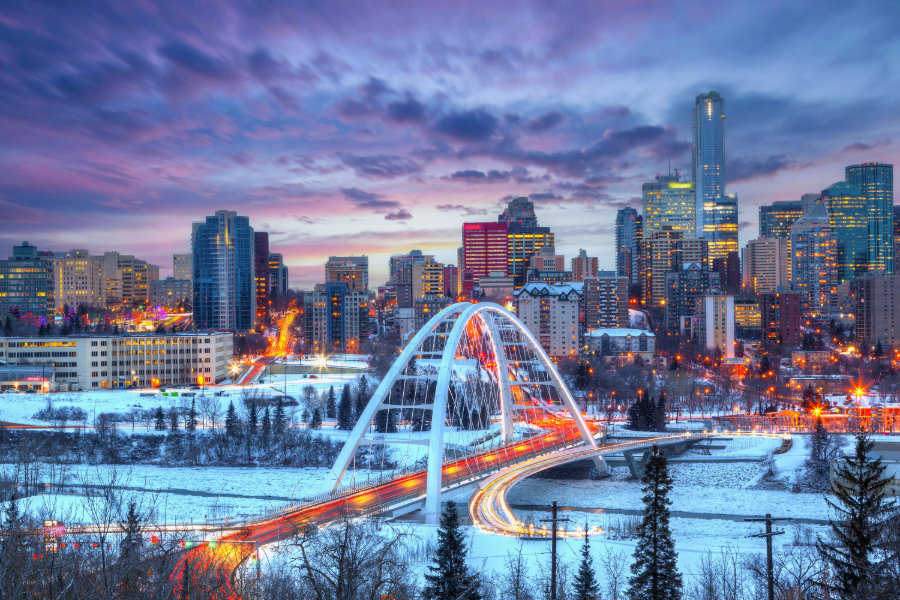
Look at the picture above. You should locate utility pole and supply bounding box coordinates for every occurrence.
[745,514,792,600]
[540,501,570,600]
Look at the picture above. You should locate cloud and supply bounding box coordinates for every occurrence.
[339,187,401,212]
[443,166,544,184]
[386,95,427,123]
[726,154,796,183]
[840,138,891,153]
[159,41,233,79]
[340,154,423,179]
[385,209,412,220]
[526,110,564,133]
[436,204,489,216]
[433,109,499,141]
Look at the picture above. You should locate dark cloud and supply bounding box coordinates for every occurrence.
[841,138,891,153]
[340,154,422,179]
[433,109,499,141]
[727,154,795,183]
[526,110,564,133]
[385,209,412,220]
[436,204,489,216]
[443,166,544,184]
[159,41,233,79]
[339,187,401,212]
[386,95,427,123]
[603,105,631,118]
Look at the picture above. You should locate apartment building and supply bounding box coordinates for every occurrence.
[514,282,582,358]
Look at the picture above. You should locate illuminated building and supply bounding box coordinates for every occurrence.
[192,210,256,332]
[102,252,159,305]
[388,249,434,285]
[695,294,735,357]
[414,296,453,331]
[443,265,459,297]
[507,223,554,289]
[173,253,192,282]
[0,331,232,389]
[302,282,368,354]
[514,282,582,358]
[742,237,788,295]
[583,271,628,330]
[703,194,739,260]
[789,201,839,312]
[760,291,802,346]
[475,272,516,299]
[150,277,191,309]
[584,328,655,362]
[268,253,288,296]
[801,193,820,216]
[571,249,598,282]
[615,208,641,285]
[498,197,538,227]
[51,249,103,308]
[326,255,368,292]
[525,269,573,286]
[692,91,726,234]
[665,262,716,335]
[642,172,696,238]
[0,242,54,320]
[758,200,803,239]
[821,181,868,282]
[853,274,900,351]
[411,261,444,298]
[846,163,894,274]
[642,227,709,309]
[254,232,270,323]
[713,251,741,294]
[734,298,761,336]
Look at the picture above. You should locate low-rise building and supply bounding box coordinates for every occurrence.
[414,296,453,331]
[584,328,655,362]
[791,351,834,370]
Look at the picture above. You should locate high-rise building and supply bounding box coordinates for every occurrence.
[443,265,459,297]
[695,294,735,357]
[498,197,538,227]
[583,271,628,331]
[712,251,741,294]
[692,91,726,234]
[52,249,104,308]
[759,200,803,239]
[514,282,582,358]
[642,172,696,239]
[412,261,445,298]
[388,250,435,285]
[789,202,839,312]
[734,298,761,336]
[507,223,554,289]
[760,291,803,347]
[642,227,708,309]
[0,242,54,320]
[101,252,158,305]
[302,283,368,354]
[801,193,820,216]
[743,237,788,295]
[461,223,508,295]
[192,210,256,331]
[846,163,893,274]
[703,194,739,260]
[173,253,192,282]
[326,255,369,292]
[615,208,641,285]
[665,262,714,336]
[853,274,899,350]
[571,249,598,282]
[254,232,270,323]
[268,253,288,296]
[821,181,868,282]
[150,277,191,309]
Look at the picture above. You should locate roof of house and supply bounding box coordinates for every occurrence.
[584,328,655,338]
[515,281,583,299]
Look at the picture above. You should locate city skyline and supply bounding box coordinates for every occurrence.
[1,1,899,288]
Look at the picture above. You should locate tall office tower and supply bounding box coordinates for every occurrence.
[801,193,821,216]
[461,224,509,295]
[571,249,598,282]
[411,261,445,298]
[173,253,193,282]
[326,255,369,292]
[615,208,641,285]
[713,251,741,294]
[759,200,803,239]
[642,227,708,309]
[703,194,739,260]
[695,294,735,357]
[52,249,104,308]
[692,91,726,234]
[498,197,538,227]
[514,282,582,358]
[192,210,256,331]
[388,249,435,285]
[0,242,54,319]
[583,271,628,331]
[743,237,788,295]
[268,253,288,296]
[821,181,868,282]
[846,163,894,274]
[760,291,803,346]
[254,232,270,323]
[507,223,554,289]
[641,172,696,238]
[789,202,839,312]
[664,262,713,335]
[853,274,899,350]
[895,205,900,239]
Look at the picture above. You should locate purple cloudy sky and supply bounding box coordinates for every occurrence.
[1,0,898,287]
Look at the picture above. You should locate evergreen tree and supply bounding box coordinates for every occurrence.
[325,385,337,419]
[186,399,198,433]
[337,384,353,430]
[628,446,682,600]
[225,401,238,437]
[758,353,773,376]
[168,408,179,431]
[572,527,600,600]
[375,408,398,433]
[874,341,884,358]
[354,375,369,423]
[654,393,667,432]
[423,501,482,600]
[2,315,11,336]
[310,407,322,430]
[248,400,258,435]
[261,406,271,446]
[668,355,679,371]
[113,323,120,335]
[273,399,286,436]
[154,406,166,431]
[817,429,895,597]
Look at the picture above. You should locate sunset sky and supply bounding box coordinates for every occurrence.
[1,0,898,287]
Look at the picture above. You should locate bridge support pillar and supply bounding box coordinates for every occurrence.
[623,450,651,479]
[592,456,611,476]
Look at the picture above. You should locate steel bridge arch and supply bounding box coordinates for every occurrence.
[331,302,600,523]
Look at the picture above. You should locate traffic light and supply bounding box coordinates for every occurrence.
[251,554,258,563]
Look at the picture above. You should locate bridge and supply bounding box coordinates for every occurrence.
[168,303,735,598]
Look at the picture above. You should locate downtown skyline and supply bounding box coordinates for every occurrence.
[1,0,899,287]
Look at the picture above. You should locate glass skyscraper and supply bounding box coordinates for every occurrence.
[845,163,893,274]
[692,91,725,235]
[759,200,803,239]
[703,194,739,261]
[641,172,696,239]
[821,182,868,283]
[615,207,641,285]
